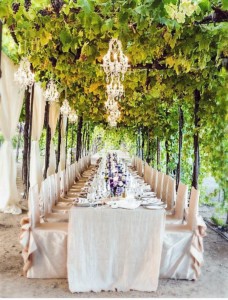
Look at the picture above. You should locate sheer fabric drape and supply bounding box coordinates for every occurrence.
[30,83,45,189]
[0,52,24,214]
[47,103,60,176]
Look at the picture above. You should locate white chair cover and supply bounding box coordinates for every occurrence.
[42,178,51,216]
[166,177,176,210]
[28,185,40,229]
[60,170,66,196]
[75,162,81,179]
[131,157,136,168]
[55,172,61,202]
[143,163,149,183]
[186,187,200,231]
[161,174,169,202]
[175,182,188,220]
[160,187,206,280]
[151,169,158,192]
[156,172,164,199]
[137,158,143,177]
[20,184,68,278]
[146,166,153,186]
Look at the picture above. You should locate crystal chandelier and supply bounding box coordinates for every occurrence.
[68,109,78,123]
[106,99,121,127]
[14,57,35,92]
[60,99,71,115]
[44,80,59,102]
[107,77,124,100]
[102,38,129,83]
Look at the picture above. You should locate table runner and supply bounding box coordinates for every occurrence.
[68,206,166,292]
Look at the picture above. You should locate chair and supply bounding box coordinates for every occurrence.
[166,176,176,211]
[166,181,188,225]
[143,163,149,183]
[147,167,153,186]
[161,174,169,202]
[60,170,66,196]
[22,185,68,279]
[131,157,136,169]
[156,172,164,199]
[137,158,143,177]
[40,177,69,222]
[55,172,61,202]
[160,187,206,280]
[151,169,158,192]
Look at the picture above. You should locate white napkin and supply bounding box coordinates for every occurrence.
[142,192,156,197]
[78,198,89,204]
[109,199,141,210]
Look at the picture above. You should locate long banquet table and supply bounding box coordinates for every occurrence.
[67,205,166,293]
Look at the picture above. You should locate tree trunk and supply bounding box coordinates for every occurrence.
[43,102,51,179]
[141,129,145,161]
[27,84,34,188]
[165,140,170,175]
[70,123,74,164]
[65,117,68,167]
[146,129,151,164]
[157,137,161,171]
[56,114,62,172]
[135,132,138,156]
[16,123,23,162]
[86,123,90,155]
[22,88,31,194]
[76,116,83,161]
[192,89,200,189]
[0,20,2,78]
[82,122,87,157]
[176,106,184,190]
[150,138,155,168]
[137,128,141,157]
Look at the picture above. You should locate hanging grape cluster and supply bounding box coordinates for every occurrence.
[38,9,52,16]
[49,57,57,67]
[51,0,64,16]
[24,0,31,12]
[12,2,20,14]
[34,23,40,31]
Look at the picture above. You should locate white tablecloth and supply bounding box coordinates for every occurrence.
[67,206,166,293]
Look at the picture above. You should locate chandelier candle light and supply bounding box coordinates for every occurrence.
[14,57,35,92]
[44,80,59,102]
